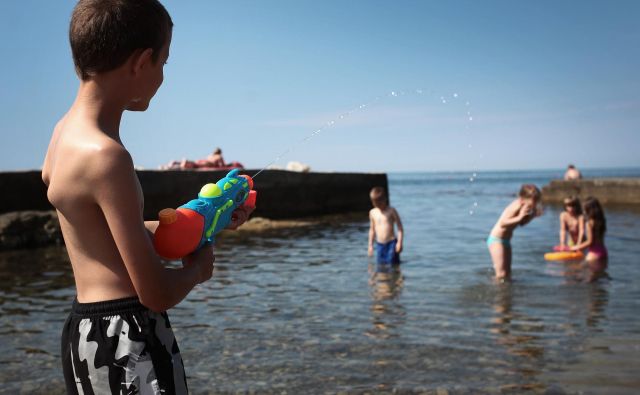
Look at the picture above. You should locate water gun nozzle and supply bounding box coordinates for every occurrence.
[239,174,254,190]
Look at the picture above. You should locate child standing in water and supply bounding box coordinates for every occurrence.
[41,1,251,393]
[487,184,541,280]
[368,187,404,264]
[571,197,608,281]
[558,196,584,249]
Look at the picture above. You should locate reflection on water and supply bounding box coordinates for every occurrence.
[366,263,404,340]
[0,246,74,394]
[1,171,640,393]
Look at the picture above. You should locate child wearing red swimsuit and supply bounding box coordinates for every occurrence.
[571,197,608,280]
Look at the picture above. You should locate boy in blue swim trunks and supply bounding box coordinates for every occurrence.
[368,187,404,264]
[487,184,541,280]
[42,1,252,393]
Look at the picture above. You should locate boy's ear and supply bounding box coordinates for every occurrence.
[131,48,154,76]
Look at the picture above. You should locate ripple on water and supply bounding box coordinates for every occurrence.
[1,171,640,393]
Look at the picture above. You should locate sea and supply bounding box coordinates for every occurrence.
[1,168,639,394]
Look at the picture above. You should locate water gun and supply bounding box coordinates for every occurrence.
[153,168,257,260]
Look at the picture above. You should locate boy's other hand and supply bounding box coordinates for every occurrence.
[395,242,403,254]
[228,205,255,230]
[182,244,215,284]
[368,245,373,257]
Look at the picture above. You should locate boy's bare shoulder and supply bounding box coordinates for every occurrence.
[46,121,134,192]
[70,125,132,175]
[89,138,134,177]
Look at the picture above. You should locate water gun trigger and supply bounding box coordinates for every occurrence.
[242,190,257,209]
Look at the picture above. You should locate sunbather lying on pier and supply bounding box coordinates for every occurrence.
[161,147,244,170]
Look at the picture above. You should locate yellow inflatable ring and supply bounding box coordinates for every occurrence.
[544,251,584,261]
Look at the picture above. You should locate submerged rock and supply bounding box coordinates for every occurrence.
[0,211,62,250]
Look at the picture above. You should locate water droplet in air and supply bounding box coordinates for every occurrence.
[468,144,473,149]
[469,177,475,182]
[391,91,397,97]
[328,120,335,126]
[466,101,470,106]
[473,173,477,177]
[453,93,458,98]
[469,116,473,121]
[469,210,474,215]
[416,89,423,94]
[473,202,478,207]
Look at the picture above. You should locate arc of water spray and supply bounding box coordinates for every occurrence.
[250,88,475,180]
[251,90,418,179]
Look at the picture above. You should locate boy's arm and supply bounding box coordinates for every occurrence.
[95,148,210,312]
[559,213,567,246]
[144,221,159,239]
[368,211,375,256]
[577,215,585,245]
[393,208,404,253]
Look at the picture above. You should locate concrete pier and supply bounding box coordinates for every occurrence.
[541,178,640,206]
[0,169,387,219]
[0,169,387,250]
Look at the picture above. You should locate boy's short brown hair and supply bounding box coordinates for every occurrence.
[519,184,541,201]
[370,186,388,206]
[70,0,173,80]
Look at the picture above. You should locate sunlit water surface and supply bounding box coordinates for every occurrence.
[1,169,639,394]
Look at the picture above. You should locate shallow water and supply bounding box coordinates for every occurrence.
[1,169,640,394]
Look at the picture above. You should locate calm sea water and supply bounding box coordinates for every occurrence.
[1,169,640,394]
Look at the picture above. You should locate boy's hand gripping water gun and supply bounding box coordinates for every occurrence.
[153,168,257,260]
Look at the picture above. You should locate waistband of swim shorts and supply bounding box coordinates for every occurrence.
[71,296,148,317]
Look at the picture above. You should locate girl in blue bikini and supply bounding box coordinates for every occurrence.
[487,184,542,280]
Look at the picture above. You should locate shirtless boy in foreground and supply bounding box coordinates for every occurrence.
[42,1,250,393]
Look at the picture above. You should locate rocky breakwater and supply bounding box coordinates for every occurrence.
[541,178,640,206]
[0,169,387,250]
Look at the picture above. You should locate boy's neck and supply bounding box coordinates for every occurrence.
[72,77,128,140]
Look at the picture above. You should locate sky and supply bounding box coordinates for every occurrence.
[0,0,638,173]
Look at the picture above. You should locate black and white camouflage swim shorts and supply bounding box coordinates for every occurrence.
[61,297,188,394]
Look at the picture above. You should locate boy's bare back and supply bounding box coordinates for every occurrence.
[42,114,143,303]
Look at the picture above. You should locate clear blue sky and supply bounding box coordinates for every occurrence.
[1,0,638,172]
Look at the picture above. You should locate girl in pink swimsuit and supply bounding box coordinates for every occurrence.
[571,197,608,281]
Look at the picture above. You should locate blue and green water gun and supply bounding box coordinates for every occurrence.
[153,168,257,259]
